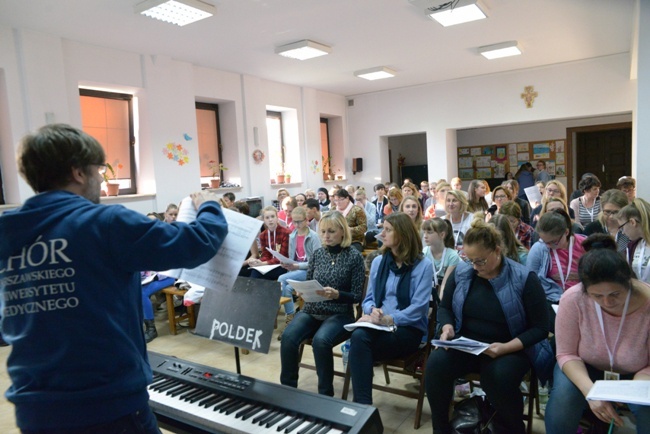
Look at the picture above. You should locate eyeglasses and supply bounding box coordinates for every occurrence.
[542,235,564,247]
[620,187,635,193]
[619,220,631,230]
[545,188,560,195]
[97,164,107,175]
[293,219,306,225]
[464,257,490,266]
[602,210,619,217]
[494,194,508,200]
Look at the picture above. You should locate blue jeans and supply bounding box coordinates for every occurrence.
[21,404,161,434]
[280,311,353,396]
[349,326,423,405]
[141,277,175,320]
[277,269,307,315]
[546,363,650,434]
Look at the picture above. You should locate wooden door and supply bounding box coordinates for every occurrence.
[576,126,631,191]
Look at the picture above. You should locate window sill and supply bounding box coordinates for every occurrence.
[204,186,243,192]
[270,182,302,188]
[101,193,156,203]
[323,178,346,183]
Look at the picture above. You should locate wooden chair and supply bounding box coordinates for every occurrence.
[341,300,438,430]
[161,286,196,335]
[465,368,540,434]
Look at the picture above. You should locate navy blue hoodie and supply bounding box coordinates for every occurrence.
[0,191,227,430]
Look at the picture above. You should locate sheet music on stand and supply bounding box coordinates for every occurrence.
[431,336,490,355]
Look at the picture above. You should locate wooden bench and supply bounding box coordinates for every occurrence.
[161,286,196,335]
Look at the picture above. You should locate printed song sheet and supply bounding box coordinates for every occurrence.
[162,197,262,291]
[587,381,650,406]
[431,336,490,355]
[286,279,328,302]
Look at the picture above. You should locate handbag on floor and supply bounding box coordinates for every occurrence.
[450,395,496,434]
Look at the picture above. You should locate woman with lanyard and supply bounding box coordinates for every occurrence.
[383,187,403,217]
[421,218,460,300]
[443,189,472,255]
[247,206,291,280]
[528,209,586,334]
[570,175,602,228]
[545,234,650,433]
[583,189,630,253]
[277,206,322,340]
[617,198,650,283]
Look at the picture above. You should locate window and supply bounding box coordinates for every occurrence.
[79,89,136,194]
[196,103,223,181]
[321,118,331,180]
[266,111,285,178]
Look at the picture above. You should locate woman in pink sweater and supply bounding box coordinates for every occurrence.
[545,234,650,433]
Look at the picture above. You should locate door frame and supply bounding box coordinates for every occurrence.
[566,122,632,192]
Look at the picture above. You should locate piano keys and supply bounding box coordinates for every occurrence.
[148,351,383,434]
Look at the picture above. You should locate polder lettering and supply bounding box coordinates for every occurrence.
[209,319,263,350]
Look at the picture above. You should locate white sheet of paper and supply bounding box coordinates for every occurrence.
[587,380,650,406]
[287,279,328,302]
[524,186,542,206]
[250,264,281,275]
[344,322,395,332]
[431,336,490,355]
[266,247,297,264]
[161,197,262,291]
[552,304,559,314]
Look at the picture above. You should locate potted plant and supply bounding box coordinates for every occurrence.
[103,162,122,196]
[207,160,227,188]
[285,173,291,183]
[322,156,334,180]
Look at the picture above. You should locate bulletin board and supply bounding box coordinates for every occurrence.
[457,139,567,182]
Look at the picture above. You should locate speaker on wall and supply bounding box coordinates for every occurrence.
[352,158,363,174]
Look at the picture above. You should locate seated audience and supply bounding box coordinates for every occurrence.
[276,188,290,210]
[278,196,297,230]
[486,185,512,218]
[502,179,532,225]
[424,181,437,210]
[280,212,364,396]
[450,177,466,196]
[277,207,322,340]
[499,201,537,250]
[355,187,377,230]
[426,219,551,434]
[317,187,331,211]
[304,188,316,200]
[365,183,388,245]
[349,212,433,404]
[333,189,367,252]
[515,162,535,201]
[617,176,636,203]
[163,203,178,223]
[528,209,586,332]
[530,179,571,226]
[420,180,431,204]
[488,213,528,265]
[402,181,423,210]
[545,234,650,433]
[570,175,602,228]
[304,198,321,232]
[535,160,551,183]
[422,218,460,299]
[221,192,235,208]
[399,195,423,232]
[246,206,290,280]
[345,184,356,196]
[467,179,489,213]
[618,198,650,282]
[541,196,583,234]
[583,189,630,253]
[294,192,306,207]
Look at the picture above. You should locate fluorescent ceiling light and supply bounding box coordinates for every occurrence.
[135,0,216,26]
[354,67,396,81]
[420,0,487,27]
[275,40,331,60]
[479,41,522,59]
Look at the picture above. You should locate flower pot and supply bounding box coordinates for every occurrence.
[327,174,334,180]
[276,174,285,184]
[210,178,221,188]
[106,182,119,196]
[285,176,292,183]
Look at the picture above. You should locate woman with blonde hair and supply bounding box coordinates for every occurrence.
[530,179,574,225]
[444,190,472,251]
[467,179,489,213]
[280,211,365,396]
[422,218,460,298]
[383,187,403,217]
[541,197,582,234]
[424,182,451,220]
[348,212,433,405]
[402,181,423,210]
[617,198,650,282]
[399,195,423,231]
[583,189,630,253]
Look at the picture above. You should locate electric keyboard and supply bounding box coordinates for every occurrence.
[148,351,383,434]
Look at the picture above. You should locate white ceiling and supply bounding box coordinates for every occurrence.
[0,0,636,97]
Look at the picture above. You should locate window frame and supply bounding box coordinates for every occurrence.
[266,110,286,174]
[79,88,136,195]
[196,102,224,180]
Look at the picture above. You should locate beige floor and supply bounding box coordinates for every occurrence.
[0,311,547,433]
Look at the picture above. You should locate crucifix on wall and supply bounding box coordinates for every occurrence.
[521,85,538,108]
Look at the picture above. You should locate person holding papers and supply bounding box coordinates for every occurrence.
[247,206,290,280]
[545,234,650,433]
[425,219,551,434]
[280,211,365,396]
[276,206,322,340]
[348,212,433,405]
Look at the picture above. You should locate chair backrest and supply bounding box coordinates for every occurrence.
[354,274,369,320]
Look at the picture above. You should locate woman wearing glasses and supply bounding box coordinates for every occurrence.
[426,218,552,434]
[486,186,512,218]
[529,180,574,226]
[583,189,630,253]
[617,198,650,283]
[545,234,650,434]
[528,209,587,333]
[276,206,322,340]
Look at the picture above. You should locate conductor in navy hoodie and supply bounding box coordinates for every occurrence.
[0,124,228,433]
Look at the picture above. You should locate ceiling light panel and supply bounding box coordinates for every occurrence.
[135,0,216,26]
[354,67,396,81]
[479,41,522,59]
[275,40,332,60]
[410,0,487,27]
